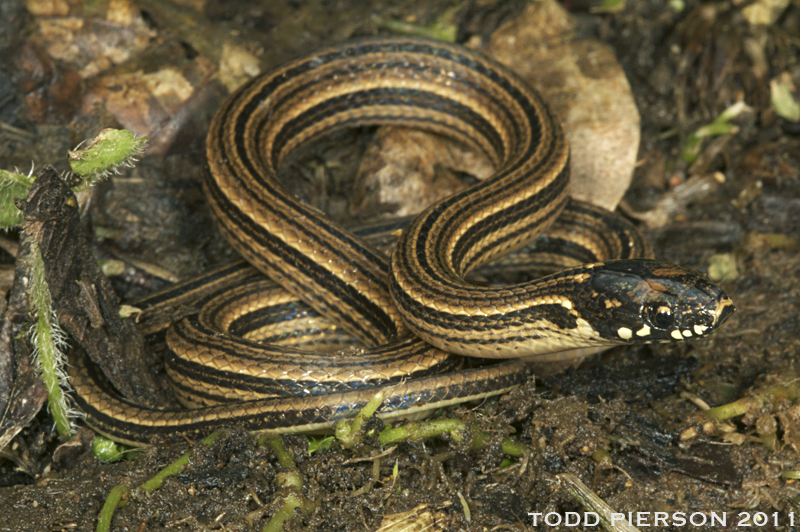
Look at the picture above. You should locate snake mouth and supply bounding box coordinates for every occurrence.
[713,296,735,327]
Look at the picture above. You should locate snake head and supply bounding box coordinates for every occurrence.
[588,260,735,344]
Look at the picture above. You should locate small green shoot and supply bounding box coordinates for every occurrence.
[307,435,335,455]
[591,0,626,13]
[96,431,224,532]
[682,101,751,164]
[370,6,460,42]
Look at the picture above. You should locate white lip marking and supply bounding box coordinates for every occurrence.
[694,324,708,335]
[671,330,683,340]
[682,330,692,337]
[617,327,632,340]
[636,325,651,337]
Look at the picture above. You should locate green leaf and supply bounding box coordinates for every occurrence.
[0,169,34,228]
[771,78,800,122]
[68,129,147,184]
[93,436,126,462]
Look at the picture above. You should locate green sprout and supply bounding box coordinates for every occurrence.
[682,101,751,164]
[370,5,460,42]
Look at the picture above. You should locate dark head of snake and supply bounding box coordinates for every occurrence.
[574,259,734,345]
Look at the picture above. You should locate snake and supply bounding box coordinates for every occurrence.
[68,38,735,446]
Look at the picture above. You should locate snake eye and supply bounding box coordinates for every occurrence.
[645,304,674,330]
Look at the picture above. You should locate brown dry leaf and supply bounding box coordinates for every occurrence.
[32,12,152,79]
[23,0,70,17]
[15,41,83,123]
[376,503,452,532]
[79,54,217,138]
[350,128,494,218]
[742,0,790,26]
[218,43,261,93]
[80,70,178,137]
[487,0,640,211]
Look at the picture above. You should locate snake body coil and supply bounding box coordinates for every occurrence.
[69,38,734,445]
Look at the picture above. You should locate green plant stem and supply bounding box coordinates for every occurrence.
[335,388,388,448]
[30,243,73,438]
[380,419,465,446]
[259,434,297,469]
[499,438,528,457]
[261,493,303,532]
[96,485,129,532]
[138,431,224,492]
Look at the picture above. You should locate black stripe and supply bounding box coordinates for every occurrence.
[397,129,561,292]
[269,87,507,169]
[166,343,459,400]
[400,170,567,295]
[227,301,321,336]
[258,59,516,156]
[171,317,449,370]
[134,261,251,309]
[522,237,600,265]
[205,177,396,344]
[454,170,570,273]
[208,162,391,308]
